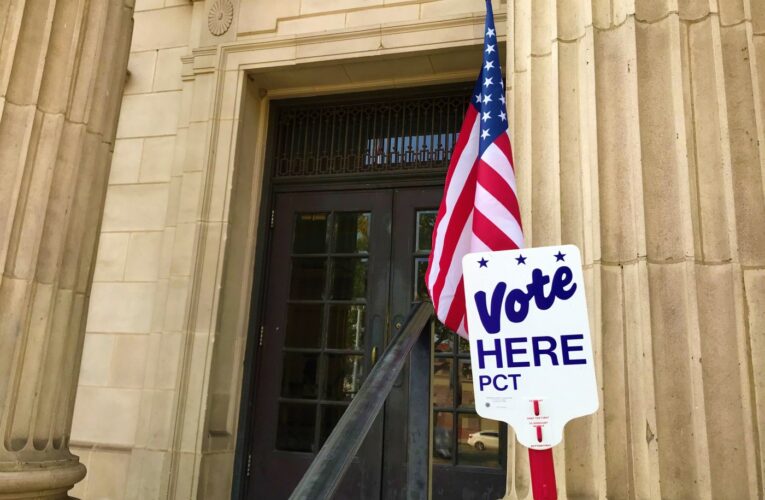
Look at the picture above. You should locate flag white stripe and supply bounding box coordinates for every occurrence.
[427,117,480,291]
[474,184,524,245]
[469,232,491,253]
[482,143,516,192]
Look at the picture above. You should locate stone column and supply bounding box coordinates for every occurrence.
[0,1,133,498]
[504,0,765,498]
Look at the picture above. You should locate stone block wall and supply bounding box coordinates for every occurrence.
[69,1,194,498]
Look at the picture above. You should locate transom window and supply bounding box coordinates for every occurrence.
[272,88,470,180]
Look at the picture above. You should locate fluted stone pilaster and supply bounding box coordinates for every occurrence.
[0,1,133,498]
[504,0,765,497]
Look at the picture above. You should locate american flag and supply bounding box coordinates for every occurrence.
[425,0,523,338]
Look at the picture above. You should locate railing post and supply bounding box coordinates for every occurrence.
[407,319,432,499]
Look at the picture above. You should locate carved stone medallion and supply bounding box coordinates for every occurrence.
[208,0,234,36]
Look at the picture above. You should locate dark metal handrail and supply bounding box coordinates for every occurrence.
[290,301,434,500]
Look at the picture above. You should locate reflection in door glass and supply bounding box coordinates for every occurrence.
[458,360,474,408]
[458,415,501,467]
[416,211,436,252]
[330,257,368,299]
[433,411,454,465]
[433,321,453,354]
[432,358,454,407]
[334,212,370,253]
[326,355,364,401]
[414,257,429,300]
[327,304,365,349]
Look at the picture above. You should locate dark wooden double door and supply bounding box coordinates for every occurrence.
[247,187,506,499]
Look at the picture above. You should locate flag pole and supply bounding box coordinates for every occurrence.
[424,0,558,494]
[528,448,557,500]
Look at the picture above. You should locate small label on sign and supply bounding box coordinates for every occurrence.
[462,245,598,449]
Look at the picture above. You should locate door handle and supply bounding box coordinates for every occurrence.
[392,315,404,334]
[371,346,378,365]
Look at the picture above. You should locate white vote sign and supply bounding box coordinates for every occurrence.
[462,245,598,449]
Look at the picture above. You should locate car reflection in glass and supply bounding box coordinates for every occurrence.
[467,430,499,451]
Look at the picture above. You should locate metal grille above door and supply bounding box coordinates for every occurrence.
[271,86,471,180]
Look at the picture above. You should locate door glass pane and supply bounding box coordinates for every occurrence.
[327,304,365,350]
[334,212,370,253]
[330,257,368,299]
[276,403,316,452]
[433,322,453,353]
[458,360,474,408]
[416,210,436,252]
[414,257,429,300]
[320,405,348,446]
[290,258,326,299]
[294,213,328,253]
[326,354,364,401]
[281,353,319,399]
[459,415,500,467]
[458,336,470,354]
[433,411,454,464]
[285,304,323,348]
[432,358,453,407]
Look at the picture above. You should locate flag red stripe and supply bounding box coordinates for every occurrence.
[443,278,466,332]
[442,106,479,191]
[430,164,477,304]
[493,132,514,171]
[477,160,522,224]
[473,208,519,250]
[426,108,478,288]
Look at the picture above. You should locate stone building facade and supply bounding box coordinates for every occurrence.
[1,0,764,499]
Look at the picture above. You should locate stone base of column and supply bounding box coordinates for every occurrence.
[0,461,86,499]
